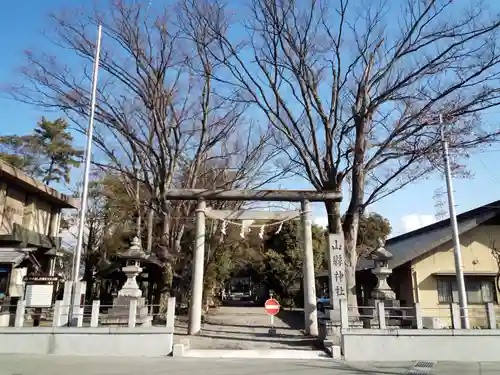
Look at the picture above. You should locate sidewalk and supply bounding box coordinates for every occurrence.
[432,362,500,374]
[349,361,500,374]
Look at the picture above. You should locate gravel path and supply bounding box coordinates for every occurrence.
[175,305,320,350]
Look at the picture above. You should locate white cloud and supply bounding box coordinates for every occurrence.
[400,214,437,233]
[60,224,87,251]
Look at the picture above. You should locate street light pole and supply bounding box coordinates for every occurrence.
[439,114,470,329]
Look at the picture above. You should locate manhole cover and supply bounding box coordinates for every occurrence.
[414,361,435,368]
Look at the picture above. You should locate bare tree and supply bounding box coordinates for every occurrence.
[10,0,285,261]
[488,238,500,294]
[183,0,500,305]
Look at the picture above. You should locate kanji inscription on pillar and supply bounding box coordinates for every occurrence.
[328,233,347,310]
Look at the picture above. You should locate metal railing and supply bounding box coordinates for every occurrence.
[338,301,500,330]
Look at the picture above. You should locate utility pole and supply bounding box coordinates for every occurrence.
[439,114,470,329]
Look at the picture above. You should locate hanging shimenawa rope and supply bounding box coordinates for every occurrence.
[204,210,304,228]
[205,209,306,237]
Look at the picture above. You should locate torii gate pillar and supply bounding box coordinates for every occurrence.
[188,199,206,335]
[301,200,318,336]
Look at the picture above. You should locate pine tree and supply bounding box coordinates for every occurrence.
[31,117,83,185]
[0,117,83,185]
[0,135,37,171]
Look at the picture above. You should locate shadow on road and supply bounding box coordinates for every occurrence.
[201,327,301,339]
[276,309,306,333]
[195,334,319,348]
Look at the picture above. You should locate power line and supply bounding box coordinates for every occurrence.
[477,157,500,186]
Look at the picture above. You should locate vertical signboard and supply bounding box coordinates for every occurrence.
[327,233,347,310]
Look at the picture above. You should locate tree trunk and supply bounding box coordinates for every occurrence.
[135,180,141,238]
[44,159,55,186]
[325,200,343,234]
[83,224,95,303]
[146,208,154,253]
[162,213,169,254]
[84,264,94,304]
[343,212,360,308]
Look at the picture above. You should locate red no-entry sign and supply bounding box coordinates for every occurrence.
[264,298,280,316]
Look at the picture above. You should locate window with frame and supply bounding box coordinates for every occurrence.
[0,268,9,297]
[437,276,497,304]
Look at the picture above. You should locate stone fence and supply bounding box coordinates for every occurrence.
[338,300,500,362]
[0,297,176,357]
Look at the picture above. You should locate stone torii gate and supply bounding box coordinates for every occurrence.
[163,189,342,336]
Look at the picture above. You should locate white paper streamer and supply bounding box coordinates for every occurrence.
[275,221,284,234]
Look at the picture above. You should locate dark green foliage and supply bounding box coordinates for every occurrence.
[0,135,38,171]
[259,221,326,305]
[31,117,83,185]
[0,117,83,185]
[356,213,392,254]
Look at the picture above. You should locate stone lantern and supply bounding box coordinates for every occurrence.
[367,238,396,301]
[364,238,401,328]
[118,237,148,298]
[101,236,152,326]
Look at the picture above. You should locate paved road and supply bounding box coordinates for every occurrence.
[0,355,414,375]
[175,305,319,350]
[0,355,500,375]
[2,355,500,375]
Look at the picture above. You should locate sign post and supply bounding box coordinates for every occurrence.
[327,233,347,313]
[23,275,60,327]
[264,297,280,336]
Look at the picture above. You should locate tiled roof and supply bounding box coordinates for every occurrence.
[357,200,500,271]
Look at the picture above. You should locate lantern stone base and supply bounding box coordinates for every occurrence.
[101,296,152,327]
[319,308,362,346]
[362,299,403,328]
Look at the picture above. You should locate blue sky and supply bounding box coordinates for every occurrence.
[1,1,500,238]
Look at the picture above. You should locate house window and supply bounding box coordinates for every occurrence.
[0,267,9,297]
[437,276,497,304]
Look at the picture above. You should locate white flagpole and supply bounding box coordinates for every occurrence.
[72,24,102,285]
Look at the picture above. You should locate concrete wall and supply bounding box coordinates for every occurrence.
[411,224,500,327]
[342,329,500,362]
[1,185,25,234]
[0,181,63,237]
[34,199,52,235]
[0,327,174,357]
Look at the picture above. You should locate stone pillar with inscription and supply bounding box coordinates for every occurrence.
[327,233,347,316]
[319,232,362,345]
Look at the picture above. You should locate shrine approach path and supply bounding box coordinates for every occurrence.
[174,303,320,350]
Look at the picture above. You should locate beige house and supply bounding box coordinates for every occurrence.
[0,160,78,298]
[357,200,500,328]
